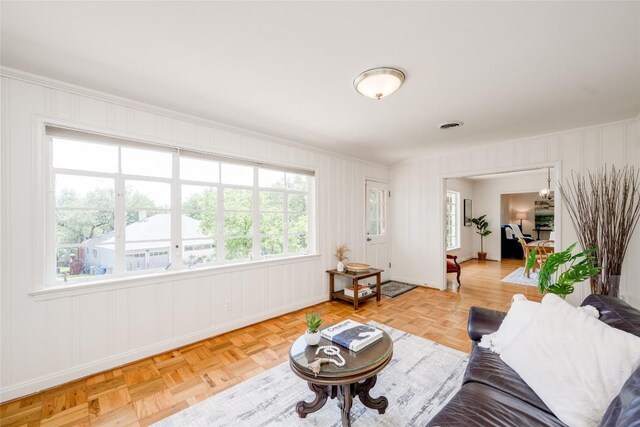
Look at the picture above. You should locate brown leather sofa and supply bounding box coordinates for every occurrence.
[428,295,640,426]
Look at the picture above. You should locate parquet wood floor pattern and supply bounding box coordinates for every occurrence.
[1,259,541,427]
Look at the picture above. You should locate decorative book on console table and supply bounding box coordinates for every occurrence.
[320,319,383,352]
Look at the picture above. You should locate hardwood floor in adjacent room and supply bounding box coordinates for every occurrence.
[1,258,540,427]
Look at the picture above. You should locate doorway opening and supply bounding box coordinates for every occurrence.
[444,166,560,291]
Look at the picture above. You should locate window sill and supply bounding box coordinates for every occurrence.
[446,246,461,251]
[29,254,321,301]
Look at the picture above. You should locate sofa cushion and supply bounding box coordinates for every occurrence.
[582,294,640,337]
[426,382,566,427]
[599,366,640,427]
[464,344,552,414]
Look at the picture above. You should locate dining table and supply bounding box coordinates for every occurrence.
[524,240,555,278]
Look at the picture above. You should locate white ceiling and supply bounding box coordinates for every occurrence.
[2,2,639,165]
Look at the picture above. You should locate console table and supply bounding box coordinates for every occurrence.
[327,268,384,310]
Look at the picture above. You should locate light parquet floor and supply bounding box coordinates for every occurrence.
[1,258,541,427]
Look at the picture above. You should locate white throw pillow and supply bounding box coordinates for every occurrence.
[500,294,640,427]
[478,295,600,355]
[505,227,514,239]
[478,294,539,354]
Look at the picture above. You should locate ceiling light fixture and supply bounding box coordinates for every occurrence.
[353,67,405,100]
[539,168,553,200]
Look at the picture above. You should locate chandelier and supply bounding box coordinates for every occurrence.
[539,168,553,200]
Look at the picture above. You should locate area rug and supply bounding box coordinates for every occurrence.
[378,280,417,298]
[154,323,468,427]
[501,267,539,286]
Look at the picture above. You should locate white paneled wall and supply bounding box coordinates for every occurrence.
[391,118,640,308]
[0,71,389,401]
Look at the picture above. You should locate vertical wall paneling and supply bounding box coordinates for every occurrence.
[0,71,388,401]
[391,117,640,307]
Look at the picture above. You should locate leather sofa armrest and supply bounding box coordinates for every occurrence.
[468,307,507,342]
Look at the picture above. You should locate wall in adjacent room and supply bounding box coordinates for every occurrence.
[501,191,553,239]
[0,70,389,401]
[445,178,474,262]
[390,117,640,309]
[470,170,552,260]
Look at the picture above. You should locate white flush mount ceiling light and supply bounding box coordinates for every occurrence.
[353,67,405,100]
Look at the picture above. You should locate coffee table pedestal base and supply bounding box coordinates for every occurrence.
[295,375,388,427]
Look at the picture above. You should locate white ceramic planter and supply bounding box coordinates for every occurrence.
[337,261,345,272]
[304,330,321,346]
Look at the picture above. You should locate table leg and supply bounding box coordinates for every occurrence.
[338,383,353,427]
[355,375,388,414]
[353,278,359,310]
[376,273,381,302]
[296,383,329,418]
[329,273,335,301]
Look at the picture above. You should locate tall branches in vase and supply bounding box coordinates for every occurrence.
[559,165,640,296]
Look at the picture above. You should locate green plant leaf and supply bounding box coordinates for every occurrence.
[305,312,322,332]
[525,246,537,270]
[535,242,600,298]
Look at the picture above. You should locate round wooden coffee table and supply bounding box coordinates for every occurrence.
[289,328,393,427]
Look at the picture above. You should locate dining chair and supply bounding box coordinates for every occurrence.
[535,240,554,272]
[517,237,529,260]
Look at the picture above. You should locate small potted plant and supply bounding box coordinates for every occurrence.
[335,244,349,272]
[471,215,492,260]
[526,242,600,299]
[304,312,323,345]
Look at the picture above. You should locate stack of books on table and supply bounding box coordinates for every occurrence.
[344,284,373,298]
[320,319,383,352]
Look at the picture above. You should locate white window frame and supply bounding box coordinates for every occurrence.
[41,123,317,291]
[446,190,460,250]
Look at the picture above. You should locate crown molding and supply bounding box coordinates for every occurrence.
[0,66,387,169]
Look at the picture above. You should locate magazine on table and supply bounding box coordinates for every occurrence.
[344,284,372,298]
[321,319,383,352]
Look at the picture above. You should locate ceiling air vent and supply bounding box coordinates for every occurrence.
[439,121,464,130]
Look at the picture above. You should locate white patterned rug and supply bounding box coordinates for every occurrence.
[501,267,539,286]
[154,323,468,427]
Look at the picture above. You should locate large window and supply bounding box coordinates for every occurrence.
[48,127,315,286]
[446,190,459,250]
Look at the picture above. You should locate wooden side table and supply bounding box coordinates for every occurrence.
[327,268,384,310]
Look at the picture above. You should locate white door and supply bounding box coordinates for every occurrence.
[365,180,390,282]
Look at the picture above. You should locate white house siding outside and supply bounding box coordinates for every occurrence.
[80,214,214,276]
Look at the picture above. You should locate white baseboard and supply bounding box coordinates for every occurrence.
[390,275,424,286]
[389,275,443,290]
[0,295,327,403]
[471,257,499,262]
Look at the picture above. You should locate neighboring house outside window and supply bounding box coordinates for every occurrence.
[48,126,315,286]
[446,190,460,250]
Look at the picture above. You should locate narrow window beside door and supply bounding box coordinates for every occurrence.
[446,191,460,250]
